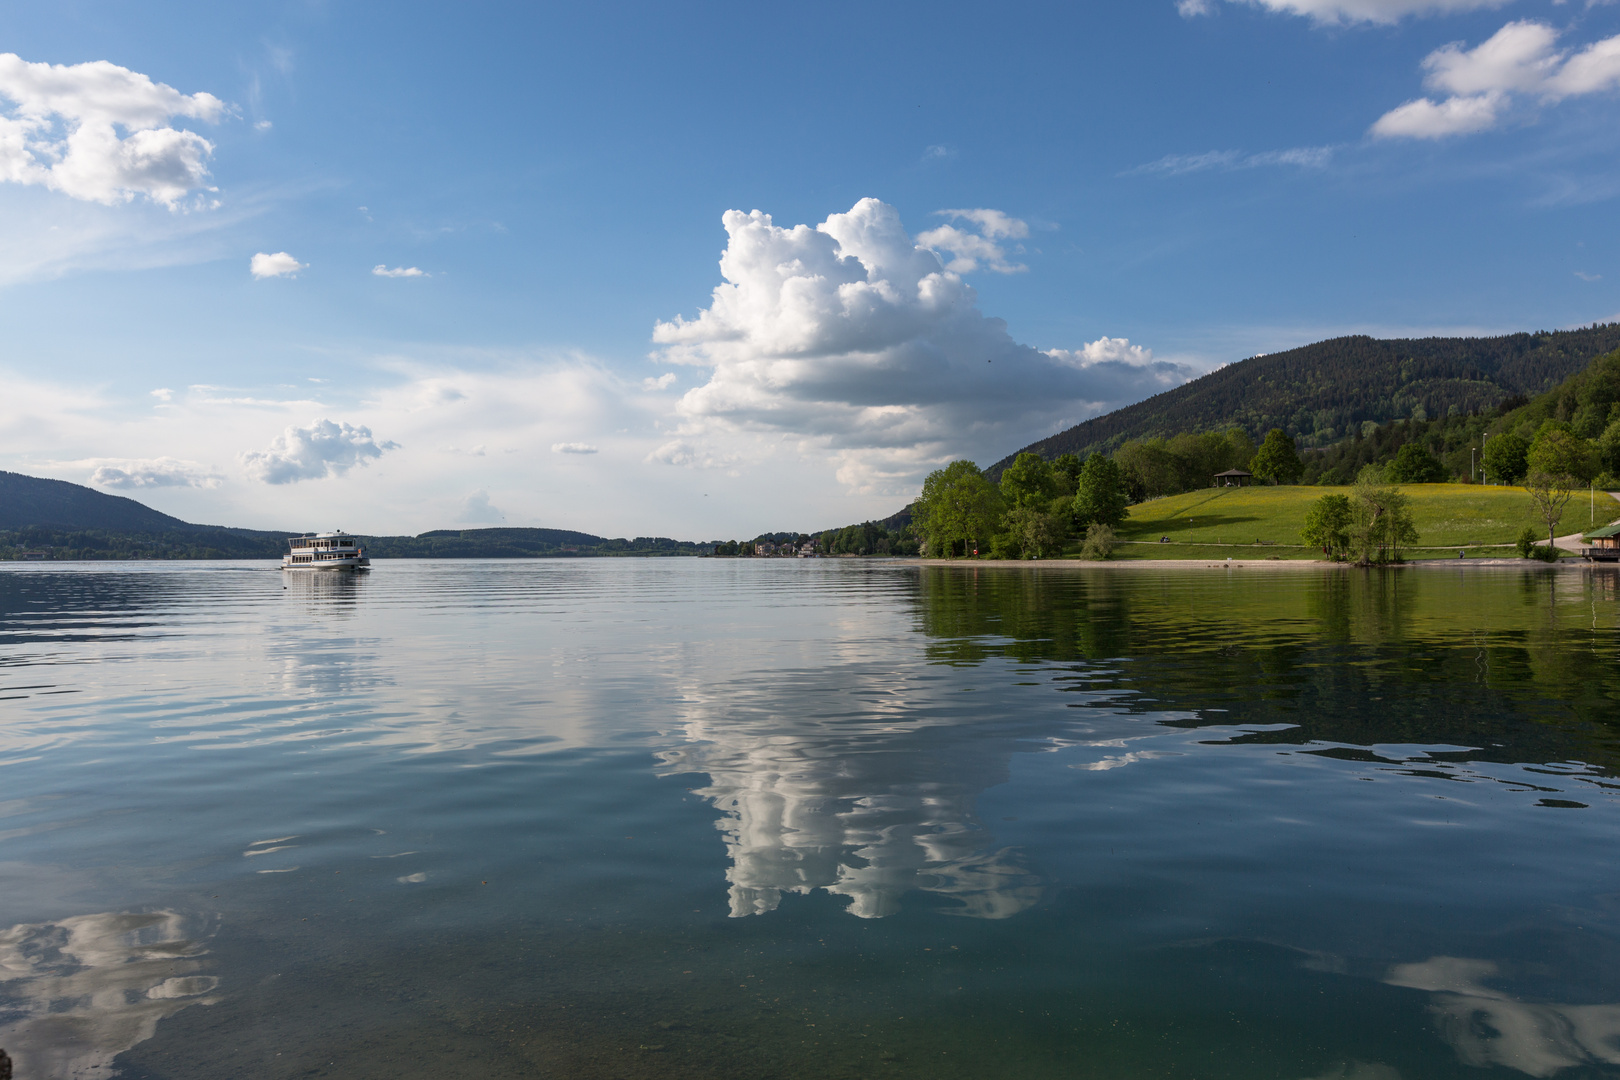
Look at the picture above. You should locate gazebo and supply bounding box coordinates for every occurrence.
[1213,469,1253,488]
[1582,524,1620,562]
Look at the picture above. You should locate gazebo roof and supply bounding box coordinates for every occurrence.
[1213,469,1253,477]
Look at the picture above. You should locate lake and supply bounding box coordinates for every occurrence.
[1,559,1618,1079]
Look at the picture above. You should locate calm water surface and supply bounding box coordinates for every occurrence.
[2,560,1619,1079]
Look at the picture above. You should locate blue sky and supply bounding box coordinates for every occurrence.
[1,0,1617,537]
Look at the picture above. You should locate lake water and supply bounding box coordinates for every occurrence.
[2,560,1619,1080]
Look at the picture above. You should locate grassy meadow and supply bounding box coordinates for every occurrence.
[1108,483,1620,560]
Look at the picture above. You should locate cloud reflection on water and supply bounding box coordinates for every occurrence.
[1387,956,1620,1077]
[658,666,1048,920]
[0,909,217,1079]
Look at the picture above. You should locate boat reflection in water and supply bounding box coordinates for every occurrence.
[0,910,218,1079]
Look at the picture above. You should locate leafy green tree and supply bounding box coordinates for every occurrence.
[1250,428,1303,484]
[1300,493,1353,560]
[915,460,1005,558]
[1516,526,1539,559]
[1073,454,1129,529]
[1052,453,1083,496]
[1482,433,1529,484]
[1528,423,1597,484]
[999,453,1059,510]
[1385,442,1447,483]
[1004,508,1067,559]
[1080,523,1116,560]
[1597,418,1620,479]
[1349,476,1419,564]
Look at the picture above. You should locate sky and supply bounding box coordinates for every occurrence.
[1,0,1618,539]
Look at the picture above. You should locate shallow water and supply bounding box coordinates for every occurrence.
[1,559,1618,1079]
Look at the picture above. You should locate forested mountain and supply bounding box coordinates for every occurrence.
[1,470,202,531]
[0,472,711,559]
[991,324,1620,473]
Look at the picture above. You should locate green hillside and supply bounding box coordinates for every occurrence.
[1112,485,1615,559]
[992,324,1620,474]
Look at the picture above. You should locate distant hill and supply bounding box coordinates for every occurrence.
[990,324,1620,474]
[361,528,710,558]
[0,471,709,560]
[0,470,199,531]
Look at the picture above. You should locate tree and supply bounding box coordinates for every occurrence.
[999,453,1059,510]
[1598,418,1620,479]
[1073,453,1129,529]
[1524,470,1576,553]
[1349,476,1419,564]
[1052,453,1083,496]
[1250,428,1303,485]
[1385,442,1447,484]
[915,460,1004,558]
[1528,423,1597,484]
[1080,523,1116,560]
[1300,493,1353,560]
[1004,507,1067,558]
[1482,432,1529,484]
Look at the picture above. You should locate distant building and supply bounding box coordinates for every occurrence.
[20,551,46,560]
[1582,524,1620,562]
[1213,469,1253,488]
[755,542,777,556]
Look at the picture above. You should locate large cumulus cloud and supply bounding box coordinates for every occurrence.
[240,419,399,484]
[0,54,227,208]
[651,198,1195,493]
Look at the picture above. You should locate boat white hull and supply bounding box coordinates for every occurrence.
[282,557,370,570]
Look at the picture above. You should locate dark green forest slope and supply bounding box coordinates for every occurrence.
[992,324,1620,473]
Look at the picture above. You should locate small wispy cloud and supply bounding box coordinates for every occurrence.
[642,373,677,391]
[1575,271,1603,282]
[921,144,957,163]
[551,442,598,455]
[372,264,426,278]
[1124,146,1336,177]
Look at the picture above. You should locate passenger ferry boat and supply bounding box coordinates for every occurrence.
[283,531,371,570]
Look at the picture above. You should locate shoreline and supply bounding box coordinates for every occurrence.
[917,557,1612,570]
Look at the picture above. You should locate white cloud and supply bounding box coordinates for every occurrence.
[1044,337,1158,367]
[1371,91,1505,137]
[87,457,221,489]
[240,419,399,484]
[250,251,305,279]
[551,442,599,454]
[1576,270,1602,281]
[915,208,1029,273]
[1184,0,1512,25]
[0,53,227,208]
[642,372,677,390]
[650,198,1197,494]
[1373,21,1620,139]
[1127,145,1335,176]
[455,489,504,523]
[372,264,426,278]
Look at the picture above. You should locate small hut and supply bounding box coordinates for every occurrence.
[1213,469,1253,488]
[1582,524,1620,562]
